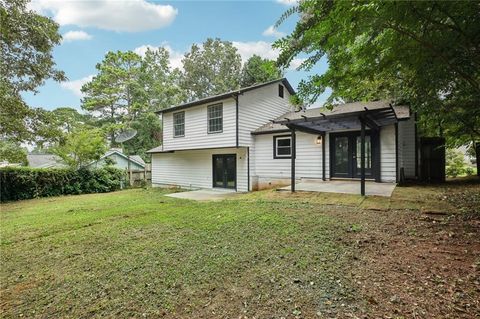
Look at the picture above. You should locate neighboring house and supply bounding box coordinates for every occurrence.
[147,78,417,192]
[27,154,66,168]
[87,148,146,171]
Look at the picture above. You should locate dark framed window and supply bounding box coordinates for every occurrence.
[208,103,223,133]
[278,84,284,98]
[173,111,185,137]
[273,135,292,159]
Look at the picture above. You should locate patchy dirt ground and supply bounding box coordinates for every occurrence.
[331,179,480,318]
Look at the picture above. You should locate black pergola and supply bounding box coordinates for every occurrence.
[273,105,400,196]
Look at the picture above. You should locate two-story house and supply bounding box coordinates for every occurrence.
[147,78,417,193]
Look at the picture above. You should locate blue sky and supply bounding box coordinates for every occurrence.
[24,0,329,111]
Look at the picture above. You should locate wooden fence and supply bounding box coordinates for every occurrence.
[127,164,151,186]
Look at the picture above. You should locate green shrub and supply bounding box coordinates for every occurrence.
[465,166,476,176]
[446,149,466,177]
[0,167,125,202]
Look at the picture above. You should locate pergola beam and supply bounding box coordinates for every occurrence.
[275,106,399,130]
[287,123,325,135]
[361,115,380,131]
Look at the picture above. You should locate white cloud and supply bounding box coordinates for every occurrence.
[62,30,92,42]
[60,75,94,97]
[232,41,305,71]
[133,44,184,70]
[276,0,299,6]
[290,58,306,70]
[29,0,177,32]
[133,44,156,57]
[262,25,286,38]
[164,46,184,70]
[232,41,279,61]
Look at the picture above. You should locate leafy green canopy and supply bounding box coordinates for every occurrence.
[0,0,65,142]
[0,140,28,165]
[241,55,283,87]
[52,129,107,169]
[274,1,480,148]
[180,38,243,101]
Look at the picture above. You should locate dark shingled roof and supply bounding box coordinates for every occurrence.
[155,78,295,114]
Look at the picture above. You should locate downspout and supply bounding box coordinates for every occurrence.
[235,94,239,148]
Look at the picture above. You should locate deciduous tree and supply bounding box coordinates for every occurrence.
[180,38,242,101]
[52,129,107,169]
[0,0,65,142]
[241,55,283,87]
[274,0,480,174]
[0,140,28,165]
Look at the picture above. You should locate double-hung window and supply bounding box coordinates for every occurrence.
[274,135,292,158]
[207,103,223,133]
[173,111,185,137]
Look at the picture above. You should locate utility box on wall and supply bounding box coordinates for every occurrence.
[419,137,446,182]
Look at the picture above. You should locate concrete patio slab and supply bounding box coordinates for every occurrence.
[281,180,397,197]
[165,189,239,201]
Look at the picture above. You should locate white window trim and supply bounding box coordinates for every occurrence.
[173,111,185,137]
[274,135,292,159]
[207,103,223,134]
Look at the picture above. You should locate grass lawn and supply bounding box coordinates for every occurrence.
[1,180,479,318]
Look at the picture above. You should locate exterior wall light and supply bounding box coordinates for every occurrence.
[315,135,323,145]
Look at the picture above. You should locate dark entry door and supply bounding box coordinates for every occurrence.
[331,132,375,178]
[212,154,236,189]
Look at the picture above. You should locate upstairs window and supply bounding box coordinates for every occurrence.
[274,135,292,158]
[208,103,223,133]
[278,84,284,98]
[173,111,185,137]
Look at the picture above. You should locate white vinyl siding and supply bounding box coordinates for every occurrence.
[380,124,397,182]
[398,117,416,178]
[162,98,236,151]
[254,127,397,185]
[237,82,293,190]
[238,83,292,147]
[253,132,328,182]
[151,148,248,192]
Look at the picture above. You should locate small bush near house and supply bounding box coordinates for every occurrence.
[0,167,125,202]
[464,166,476,176]
[446,149,466,177]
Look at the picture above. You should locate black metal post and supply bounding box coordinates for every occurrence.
[360,120,366,196]
[322,132,326,181]
[395,122,399,182]
[291,128,296,192]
